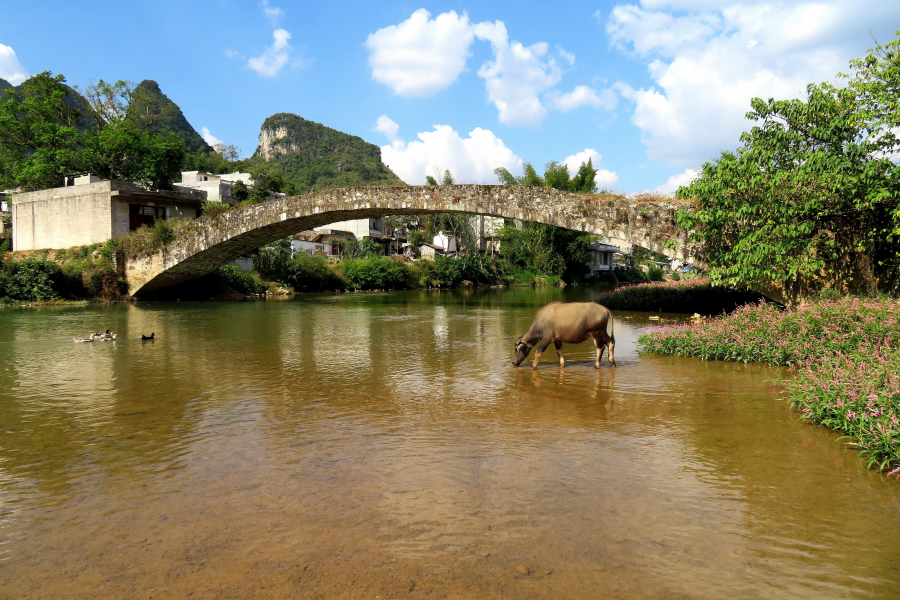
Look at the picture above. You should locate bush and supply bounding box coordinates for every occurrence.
[648,266,665,281]
[151,219,175,246]
[215,264,267,295]
[341,256,407,289]
[282,252,347,292]
[597,278,763,314]
[3,258,62,301]
[200,202,233,218]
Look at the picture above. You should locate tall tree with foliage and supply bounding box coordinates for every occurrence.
[492,160,597,281]
[0,72,186,191]
[0,72,84,191]
[676,33,900,295]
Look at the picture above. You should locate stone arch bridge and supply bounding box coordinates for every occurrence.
[124,185,701,297]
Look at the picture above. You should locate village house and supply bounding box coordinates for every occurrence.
[9,174,206,251]
[587,242,620,276]
[174,171,253,203]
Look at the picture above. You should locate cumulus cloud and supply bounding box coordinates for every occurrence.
[606,1,900,166]
[374,115,401,144]
[474,21,563,127]
[366,11,617,126]
[365,9,475,97]
[377,118,522,184]
[546,85,617,112]
[563,148,619,189]
[248,28,292,77]
[0,44,28,85]
[201,127,224,147]
[654,168,700,194]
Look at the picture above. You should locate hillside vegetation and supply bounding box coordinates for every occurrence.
[255,112,405,192]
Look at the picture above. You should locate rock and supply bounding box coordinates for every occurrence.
[515,565,530,575]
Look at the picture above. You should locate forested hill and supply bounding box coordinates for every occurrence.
[134,80,213,154]
[255,112,405,192]
[0,78,12,92]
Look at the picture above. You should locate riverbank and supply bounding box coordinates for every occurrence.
[638,297,900,476]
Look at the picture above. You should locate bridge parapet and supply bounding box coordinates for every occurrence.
[123,185,700,296]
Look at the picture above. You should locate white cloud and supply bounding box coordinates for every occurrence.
[563,148,619,189]
[606,1,900,166]
[260,0,284,26]
[0,44,28,85]
[365,9,475,97]
[474,21,563,127]
[366,11,585,126]
[556,45,576,67]
[374,115,401,144]
[378,119,522,184]
[248,28,292,77]
[224,48,238,59]
[654,168,700,194]
[546,85,617,111]
[201,127,223,147]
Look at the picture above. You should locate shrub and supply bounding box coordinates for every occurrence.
[215,264,267,295]
[151,219,175,246]
[598,278,762,314]
[648,266,665,281]
[282,252,347,292]
[3,258,62,301]
[341,256,407,289]
[200,202,233,218]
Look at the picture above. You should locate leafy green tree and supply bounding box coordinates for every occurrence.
[0,72,186,191]
[425,175,438,186]
[246,164,287,204]
[0,72,84,191]
[676,34,900,294]
[232,179,249,201]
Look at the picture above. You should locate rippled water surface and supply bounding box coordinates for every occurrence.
[1,288,899,599]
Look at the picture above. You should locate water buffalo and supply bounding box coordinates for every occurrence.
[513,302,615,370]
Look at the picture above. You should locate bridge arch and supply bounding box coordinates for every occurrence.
[123,185,701,297]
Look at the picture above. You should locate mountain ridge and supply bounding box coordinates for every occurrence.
[254,112,406,192]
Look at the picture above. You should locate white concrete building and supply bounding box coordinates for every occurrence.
[315,217,385,240]
[174,171,239,203]
[587,242,620,275]
[10,176,205,251]
[433,232,458,254]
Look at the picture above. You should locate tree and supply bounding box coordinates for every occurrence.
[0,72,84,191]
[676,33,900,294]
[246,164,287,204]
[80,79,185,188]
[232,179,249,202]
[0,72,186,191]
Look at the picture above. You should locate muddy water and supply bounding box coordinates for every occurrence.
[0,288,898,599]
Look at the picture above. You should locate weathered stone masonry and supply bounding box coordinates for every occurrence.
[125,185,701,297]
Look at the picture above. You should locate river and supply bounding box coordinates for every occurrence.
[0,288,898,599]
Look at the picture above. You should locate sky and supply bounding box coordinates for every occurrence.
[1,1,898,193]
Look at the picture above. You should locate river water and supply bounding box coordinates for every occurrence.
[0,288,898,599]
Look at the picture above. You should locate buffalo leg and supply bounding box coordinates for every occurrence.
[532,339,552,371]
[593,337,604,369]
[607,338,616,367]
[554,341,565,367]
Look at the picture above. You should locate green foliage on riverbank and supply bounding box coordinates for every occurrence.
[597,279,763,314]
[638,297,900,475]
[0,242,126,303]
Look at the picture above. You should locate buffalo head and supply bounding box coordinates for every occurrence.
[512,337,533,366]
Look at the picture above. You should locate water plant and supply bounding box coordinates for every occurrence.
[638,297,900,475]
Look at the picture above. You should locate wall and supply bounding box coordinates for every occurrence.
[12,182,114,251]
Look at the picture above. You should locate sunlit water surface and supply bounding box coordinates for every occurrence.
[0,288,898,599]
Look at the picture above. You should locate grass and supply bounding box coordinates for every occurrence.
[638,297,900,475]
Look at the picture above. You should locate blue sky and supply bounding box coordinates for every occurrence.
[2,1,899,192]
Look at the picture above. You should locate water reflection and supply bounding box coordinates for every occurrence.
[0,289,898,599]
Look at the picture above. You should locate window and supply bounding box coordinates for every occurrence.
[129,204,166,231]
